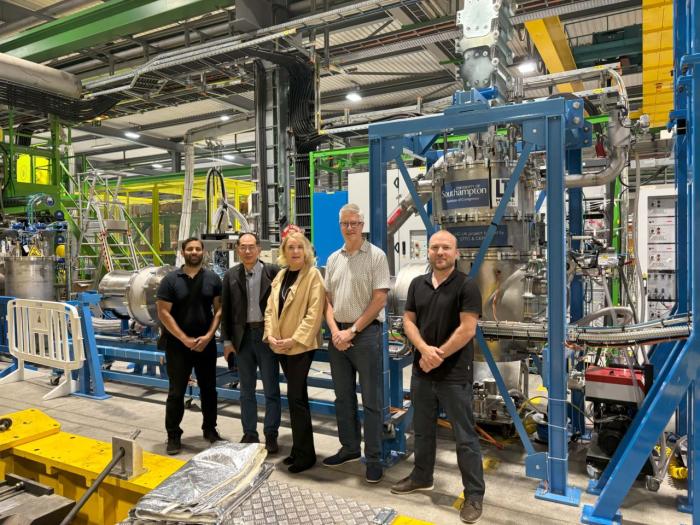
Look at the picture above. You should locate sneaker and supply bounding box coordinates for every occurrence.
[459,499,483,524]
[240,434,260,444]
[283,455,295,466]
[365,464,383,483]
[288,460,316,474]
[265,435,279,454]
[166,435,181,455]
[203,429,223,443]
[390,475,434,494]
[322,450,361,467]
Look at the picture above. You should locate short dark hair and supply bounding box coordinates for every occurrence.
[182,236,204,250]
[237,232,260,246]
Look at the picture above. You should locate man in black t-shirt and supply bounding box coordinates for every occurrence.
[156,237,223,455]
[390,230,485,524]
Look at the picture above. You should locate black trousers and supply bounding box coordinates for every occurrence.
[165,343,218,437]
[279,350,316,466]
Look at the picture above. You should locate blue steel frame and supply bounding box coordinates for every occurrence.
[368,90,586,506]
[581,1,700,523]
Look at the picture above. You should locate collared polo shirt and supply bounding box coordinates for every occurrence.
[404,269,482,383]
[325,239,391,323]
[156,266,222,348]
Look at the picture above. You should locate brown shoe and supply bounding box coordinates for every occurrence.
[390,475,434,494]
[459,499,482,523]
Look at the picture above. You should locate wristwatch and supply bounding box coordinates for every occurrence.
[350,324,358,335]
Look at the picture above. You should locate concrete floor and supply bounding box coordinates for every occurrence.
[0,361,688,525]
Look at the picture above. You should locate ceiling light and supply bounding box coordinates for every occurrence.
[124,131,141,139]
[152,163,163,169]
[517,61,537,74]
[346,91,362,102]
[223,154,236,161]
[220,115,230,121]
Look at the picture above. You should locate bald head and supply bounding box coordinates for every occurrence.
[428,229,459,272]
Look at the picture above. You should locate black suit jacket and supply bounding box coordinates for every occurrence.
[221,261,280,350]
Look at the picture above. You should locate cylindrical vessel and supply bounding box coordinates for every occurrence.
[4,256,56,300]
[126,266,173,326]
[98,270,134,318]
[0,53,82,99]
[388,261,429,315]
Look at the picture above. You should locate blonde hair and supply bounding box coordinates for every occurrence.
[277,231,317,268]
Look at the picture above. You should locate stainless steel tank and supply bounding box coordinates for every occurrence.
[388,261,429,315]
[430,138,545,361]
[97,266,172,326]
[126,266,172,326]
[98,270,134,318]
[4,256,56,300]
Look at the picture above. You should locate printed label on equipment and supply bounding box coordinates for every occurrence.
[448,225,509,248]
[441,179,490,209]
[491,179,518,207]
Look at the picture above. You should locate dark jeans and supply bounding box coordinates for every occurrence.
[279,350,316,466]
[410,374,485,502]
[328,324,383,465]
[236,326,281,439]
[165,342,217,437]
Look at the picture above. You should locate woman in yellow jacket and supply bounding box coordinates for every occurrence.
[263,231,325,473]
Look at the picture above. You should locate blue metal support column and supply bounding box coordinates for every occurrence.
[582,0,700,521]
[395,156,435,235]
[369,136,400,466]
[71,292,109,400]
[535,115,581,507]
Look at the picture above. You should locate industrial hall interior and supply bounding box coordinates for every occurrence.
[0,0,697,524]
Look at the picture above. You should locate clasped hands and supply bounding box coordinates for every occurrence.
[182,333,213,353]
[332,328,355,351]
[267,336,295,352]
[418,344,444,372]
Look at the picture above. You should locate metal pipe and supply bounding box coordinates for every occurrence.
[0,53,82,99]
[564,109,630,188]
[573,306,634,326]
[59,447,126,525]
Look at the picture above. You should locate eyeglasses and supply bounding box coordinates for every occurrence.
[238,245,257,252]
[340,221,363,229]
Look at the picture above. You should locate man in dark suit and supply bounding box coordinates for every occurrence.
[221,232,281,452]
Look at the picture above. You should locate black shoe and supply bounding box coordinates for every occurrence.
[322,450,361,467]
[288,460,316,474]
[203,429,223,443]
[240,434,260,444]
[365,464,384,483]
[265,435,279,454]
[459,499,483,524]
[283,455,295,466]
[390,475,434,494]
[166,435,181,455]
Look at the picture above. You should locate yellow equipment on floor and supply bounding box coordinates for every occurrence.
[0,409,184,524]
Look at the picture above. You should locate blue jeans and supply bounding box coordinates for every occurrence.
[236,326,281,439]
[328,323,383,466]
[411,375,485,501]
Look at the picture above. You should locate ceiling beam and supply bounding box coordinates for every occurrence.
[75,124,186,151]
[388,6,454,73]
[0,1,54,24]
[513,0,641,24]
[0,0,235,62]
[524,16,584,93]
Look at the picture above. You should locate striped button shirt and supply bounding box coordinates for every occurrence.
[325,240,391,323]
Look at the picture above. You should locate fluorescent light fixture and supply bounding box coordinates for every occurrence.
[220,115,230,121]
[124,131,141,139]
[346,91,362,102]
[517,61,537,74]
[223,154,236,161]
[151,163,163,169]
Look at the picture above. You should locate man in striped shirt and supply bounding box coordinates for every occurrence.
[323,203,391,484]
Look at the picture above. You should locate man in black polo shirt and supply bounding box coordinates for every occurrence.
[156,237,223,455]
[390,230,485,524]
